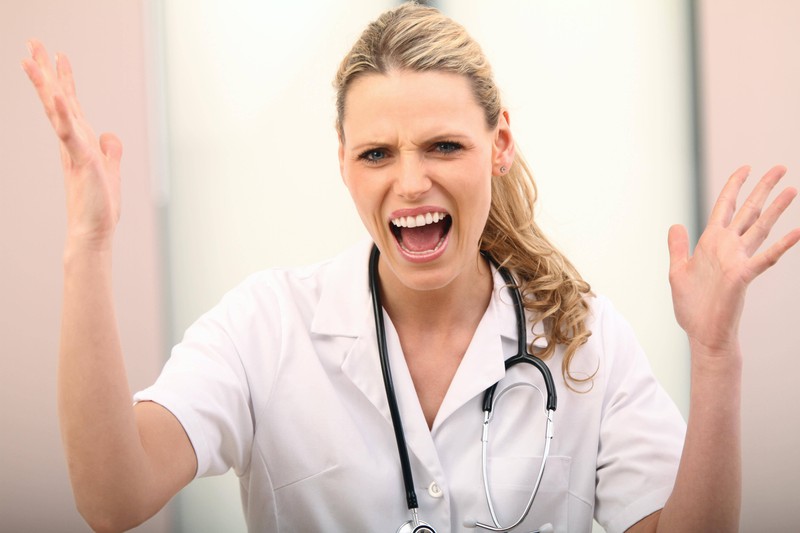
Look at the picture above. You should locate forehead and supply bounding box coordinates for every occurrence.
[341,70,489,142]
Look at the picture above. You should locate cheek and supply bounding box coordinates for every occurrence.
[472,168,494,226]
[342,165,365,202]
[468,159,493,199]
[343,171,384,226]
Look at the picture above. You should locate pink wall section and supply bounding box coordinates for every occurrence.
[0,1,169,531]
[698,1,800,530]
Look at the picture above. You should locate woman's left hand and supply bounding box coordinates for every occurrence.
[667,165,800,355]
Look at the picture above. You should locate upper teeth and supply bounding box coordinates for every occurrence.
[391,212,448,228]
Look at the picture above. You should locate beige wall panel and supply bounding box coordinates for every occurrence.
[0,1,169,531]
[698,1,800,530]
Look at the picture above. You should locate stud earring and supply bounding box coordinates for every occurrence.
[499,166,507,174]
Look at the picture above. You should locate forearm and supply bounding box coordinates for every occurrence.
[59,245,158,530]
[656,342,742,532]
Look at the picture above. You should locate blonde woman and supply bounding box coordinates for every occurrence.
[23,3,799,532]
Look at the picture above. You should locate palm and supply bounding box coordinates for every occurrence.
[668,166,800,352]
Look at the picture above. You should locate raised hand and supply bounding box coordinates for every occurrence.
[667,165,800,354]
[22,40,122,252]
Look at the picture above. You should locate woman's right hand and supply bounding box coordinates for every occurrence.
[22,43,197,530]
[22,40,122,252]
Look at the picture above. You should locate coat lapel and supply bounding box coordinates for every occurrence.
[310,240,393,423]
[308,240,440,470]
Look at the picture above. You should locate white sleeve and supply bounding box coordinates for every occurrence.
[592,298,686,533]
[133,277,276,479]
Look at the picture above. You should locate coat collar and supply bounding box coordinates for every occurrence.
[309,239,374,338]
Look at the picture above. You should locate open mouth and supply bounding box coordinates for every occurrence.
[390,211,452,255]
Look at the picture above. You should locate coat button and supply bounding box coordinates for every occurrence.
[427,481,443,498]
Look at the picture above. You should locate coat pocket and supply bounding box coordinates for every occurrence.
[481,455,572,532]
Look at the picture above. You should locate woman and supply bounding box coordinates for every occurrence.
[22,3,799,532]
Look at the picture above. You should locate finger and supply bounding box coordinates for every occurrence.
[22,53,51,105]
[53,92,88,164]
[23,41,60,126]
[21,55,45,91]
[746,227,800,280]
[730,165,787,234]
[55,52,77,98]
[29,39,57,84]
[667,224,690,275]
[742,186,798,255]
[56,52,84,119]
[708,165,750,227]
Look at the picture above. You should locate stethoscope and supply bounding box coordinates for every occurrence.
[368,246,557,533]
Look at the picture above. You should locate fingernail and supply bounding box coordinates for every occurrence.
[26,40,33,55]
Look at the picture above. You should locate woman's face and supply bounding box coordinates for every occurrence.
[339,69,514,294]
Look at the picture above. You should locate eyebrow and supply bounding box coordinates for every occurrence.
[347,133,473,153]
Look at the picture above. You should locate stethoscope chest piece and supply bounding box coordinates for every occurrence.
[397,519,436,533]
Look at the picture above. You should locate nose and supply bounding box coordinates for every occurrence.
[393,155,431,201]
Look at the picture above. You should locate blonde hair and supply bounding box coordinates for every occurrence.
[334,2,594,387]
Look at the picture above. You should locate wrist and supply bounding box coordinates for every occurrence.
[63,241,113,271]
[64,230,115,254]
[689,338,743,379]
[688,334,742,359]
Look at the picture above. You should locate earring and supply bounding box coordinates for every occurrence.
[499,166,507,174]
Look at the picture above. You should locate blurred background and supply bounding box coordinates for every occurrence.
[1,1,797,531]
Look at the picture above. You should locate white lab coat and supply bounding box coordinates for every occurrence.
[135,240,686,532]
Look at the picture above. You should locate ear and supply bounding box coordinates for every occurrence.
[492,109,515,175]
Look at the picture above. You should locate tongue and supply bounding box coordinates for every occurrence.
[400,221,444,252]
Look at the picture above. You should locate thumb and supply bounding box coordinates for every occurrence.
[667,224,689,274]
[99,132,123,171]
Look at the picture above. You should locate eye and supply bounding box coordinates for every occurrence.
[358,148,389,164]
[433,141,463,154]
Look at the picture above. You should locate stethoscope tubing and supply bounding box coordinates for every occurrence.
[369,246,419,512]
[480,251,557,413]
[369,245,558,533]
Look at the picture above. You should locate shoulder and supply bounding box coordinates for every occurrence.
[187,239,373,344]
[170,239,373,398]
[555,293,653,392]
[582,294,643,356]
